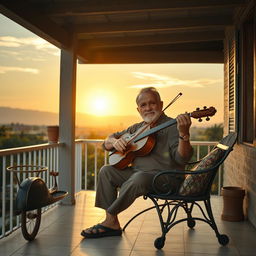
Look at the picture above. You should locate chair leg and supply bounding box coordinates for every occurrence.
[149,197,168,249]
[204,199,229,246]
[184,202,196,228]
[148,197,186,249]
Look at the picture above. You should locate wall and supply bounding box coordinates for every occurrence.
[223,2,256,228]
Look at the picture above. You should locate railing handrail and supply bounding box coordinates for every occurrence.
[0,142,64,156]
[191,141,217,146]
[0,140,218,156]
[75,139,104,144]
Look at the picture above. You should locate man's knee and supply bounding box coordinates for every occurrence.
[98,165,112,178]
[98,165,119,182]
[129,171,153,189]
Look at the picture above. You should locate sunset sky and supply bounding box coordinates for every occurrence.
[0,14,224,125]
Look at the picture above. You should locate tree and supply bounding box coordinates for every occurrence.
[0,125,8,137]
[204,124,223,141]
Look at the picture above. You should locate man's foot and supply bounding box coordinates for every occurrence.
[81,224,122,238]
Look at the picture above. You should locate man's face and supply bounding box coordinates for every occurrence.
[137,92,163,123]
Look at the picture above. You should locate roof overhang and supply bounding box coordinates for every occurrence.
[0,0,246,64]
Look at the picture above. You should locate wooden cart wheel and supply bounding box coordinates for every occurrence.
[21,208,41,241]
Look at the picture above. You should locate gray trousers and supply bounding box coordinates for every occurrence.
[95,165,159,215]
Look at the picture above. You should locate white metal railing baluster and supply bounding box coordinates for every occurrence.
[43,149,46,183]
[16,154,21,228]
[50,148,53,188]
[9,155,14,232]
[1,156,6,238]
[46,148,50,188]
[75,144,80,193]
[28,152,32,174]
[22,152,26,180]
[94,144,98,190]
[84,143,88,190]
[38,150,41,167]
[75,144,77,192]
[33,150,37,169]
[78,144,82,192]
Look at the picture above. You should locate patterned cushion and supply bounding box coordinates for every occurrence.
[179,148,224,196]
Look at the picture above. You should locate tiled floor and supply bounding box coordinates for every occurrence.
[1,191,256,256]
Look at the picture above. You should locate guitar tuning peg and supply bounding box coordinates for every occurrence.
[206,117,210,121]
[204,106,207,109]
[196,107,200,111]
[198,118,202,122]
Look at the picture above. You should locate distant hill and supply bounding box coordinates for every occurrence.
[0,106,140,128]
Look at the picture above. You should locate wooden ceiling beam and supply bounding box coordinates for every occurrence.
[80,49,224,64]
[0,0,71,49]
[75,16,232,35]
[78,30,225,51]
[46,0,245,16]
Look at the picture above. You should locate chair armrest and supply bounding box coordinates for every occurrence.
[152,166,218,196]
[186,160,201,166]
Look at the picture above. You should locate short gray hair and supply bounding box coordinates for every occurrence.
[136,87,161,105]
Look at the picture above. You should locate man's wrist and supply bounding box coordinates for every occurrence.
[179,134,190,142]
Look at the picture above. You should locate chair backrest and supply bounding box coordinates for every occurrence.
[179,132,237,197]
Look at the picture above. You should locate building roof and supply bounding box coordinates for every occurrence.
[0,0,245,63]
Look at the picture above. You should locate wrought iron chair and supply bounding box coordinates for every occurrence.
[123,132,237,249]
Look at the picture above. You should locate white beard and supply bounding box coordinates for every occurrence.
[141,111,161,123]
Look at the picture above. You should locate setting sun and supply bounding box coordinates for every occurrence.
[91,96,109,116]
[79,89,118,116]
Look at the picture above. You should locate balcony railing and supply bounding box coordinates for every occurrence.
[0,143,60,239]
[1,139,217,239]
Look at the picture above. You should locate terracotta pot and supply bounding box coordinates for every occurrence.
[221,186,245,222]
[47,126,59,143]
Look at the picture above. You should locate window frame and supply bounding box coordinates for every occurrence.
[239,10,256,147]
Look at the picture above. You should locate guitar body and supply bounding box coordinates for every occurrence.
[109,126,156,169]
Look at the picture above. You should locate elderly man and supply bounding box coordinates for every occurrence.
[81,87,193,238]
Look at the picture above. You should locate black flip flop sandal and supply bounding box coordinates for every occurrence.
[81,224,122,238]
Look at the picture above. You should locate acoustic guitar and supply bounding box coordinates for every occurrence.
[109,106,217,169]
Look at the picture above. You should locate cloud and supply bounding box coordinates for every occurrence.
[0,49,20,56]
[0,66,39,74]
[0,36,59,56]
[129,72,221,88]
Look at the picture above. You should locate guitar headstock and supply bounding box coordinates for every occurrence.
[190,106,217,122]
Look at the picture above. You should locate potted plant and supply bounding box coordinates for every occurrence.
[47,125,59,143]
[221,186,245,221]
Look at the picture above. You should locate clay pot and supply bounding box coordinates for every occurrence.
[47,126,59,143]
[221,186,245,222]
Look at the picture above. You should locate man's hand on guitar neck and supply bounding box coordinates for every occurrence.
[176,113,193,160]
[176,113,191,137]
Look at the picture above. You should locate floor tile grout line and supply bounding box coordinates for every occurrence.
[127,206,150,256]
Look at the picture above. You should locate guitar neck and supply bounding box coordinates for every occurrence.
[134,119,177,143]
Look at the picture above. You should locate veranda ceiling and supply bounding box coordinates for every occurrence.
[0,0,245,63]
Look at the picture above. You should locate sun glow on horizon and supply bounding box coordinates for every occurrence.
[79,89,117,116]
[91,96,109,116]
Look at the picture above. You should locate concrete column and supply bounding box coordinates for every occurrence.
[59,47,77,205]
